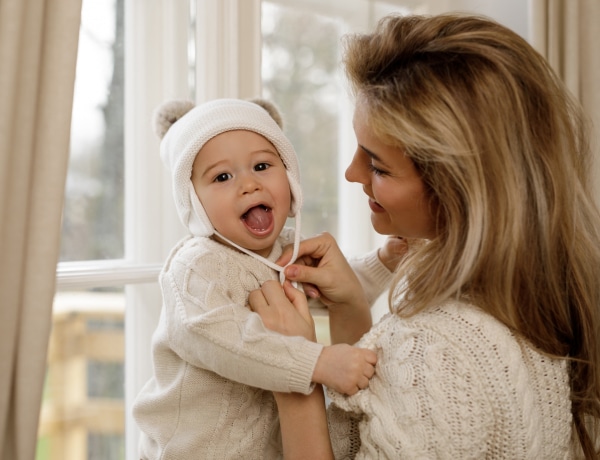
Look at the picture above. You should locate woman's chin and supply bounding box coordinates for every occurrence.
[370,215,394,235]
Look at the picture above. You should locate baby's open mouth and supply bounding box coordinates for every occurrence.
[242,204,273,233]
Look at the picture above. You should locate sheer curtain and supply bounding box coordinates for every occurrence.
[529,0,600,204]
[0,0,81,458]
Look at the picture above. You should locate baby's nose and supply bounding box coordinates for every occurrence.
[240,173,262,194]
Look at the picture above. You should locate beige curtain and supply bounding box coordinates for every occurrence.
[529,0,600,205]
[0,0,81,458]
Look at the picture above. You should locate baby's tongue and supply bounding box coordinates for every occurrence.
[244,206,273,232]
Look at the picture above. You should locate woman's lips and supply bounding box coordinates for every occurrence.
[368,198,385,213]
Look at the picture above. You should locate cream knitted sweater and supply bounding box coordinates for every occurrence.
[327,301,574,459]
[133,228,392,460]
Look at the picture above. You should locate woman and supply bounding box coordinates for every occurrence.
[249,13,600,459]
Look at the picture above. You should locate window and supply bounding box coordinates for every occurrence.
[61,0,125,263]
[38,289,127,460]
[262,0,406,253]
[262,3,343,237]
[44,1,530,458]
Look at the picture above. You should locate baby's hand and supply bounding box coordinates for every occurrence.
[312,344,377,395]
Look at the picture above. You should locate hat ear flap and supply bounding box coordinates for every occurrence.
[188,183,215,237]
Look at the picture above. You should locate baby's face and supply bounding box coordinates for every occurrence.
[191,129,292,258]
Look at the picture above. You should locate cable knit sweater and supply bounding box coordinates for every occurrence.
[133,227,392,460]
[327,301,574,459]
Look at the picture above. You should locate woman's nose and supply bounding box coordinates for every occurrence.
[345,149,367,184]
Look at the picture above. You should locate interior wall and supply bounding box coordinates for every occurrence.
[423,0,529,40]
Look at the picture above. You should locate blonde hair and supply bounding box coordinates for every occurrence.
[343,13,600,457]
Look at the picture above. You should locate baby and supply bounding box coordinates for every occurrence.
[132,98,391,459]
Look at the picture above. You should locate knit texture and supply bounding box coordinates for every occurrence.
[327,301,574,459]
[133,231,394,460]
[349,248,395,305]
[133,228,321,460]
[159,98,302,237]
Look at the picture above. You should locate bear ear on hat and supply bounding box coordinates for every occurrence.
[152,99,195,139]
[248,98,284,129]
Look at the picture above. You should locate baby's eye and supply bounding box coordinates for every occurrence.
[254,163,270,172]
[214,173,232,182]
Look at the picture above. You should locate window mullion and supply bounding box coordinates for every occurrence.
[124,1,192,459]
[194,0,262,100]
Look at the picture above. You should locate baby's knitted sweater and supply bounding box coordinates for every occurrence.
[327,301,574,459]
[133,228,392,460]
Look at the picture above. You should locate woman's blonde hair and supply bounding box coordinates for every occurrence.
[343,13,600,457]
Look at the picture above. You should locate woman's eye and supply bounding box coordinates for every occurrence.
[255,163,270,172]
[214,173,232,182]
[368,163,386,176]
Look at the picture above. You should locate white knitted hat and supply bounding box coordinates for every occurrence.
[154,98,302,238]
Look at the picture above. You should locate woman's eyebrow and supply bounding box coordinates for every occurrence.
[359,144,390,168]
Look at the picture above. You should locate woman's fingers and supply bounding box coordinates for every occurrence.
[248,287,279,331]
[249,280,316,341]
[276,232,338,267]
[284,264,334,296]
[260,279,291,304]
[283,281,311,322]
[278,234,352,302]
[248,289,267,312]
[378,236,409,271]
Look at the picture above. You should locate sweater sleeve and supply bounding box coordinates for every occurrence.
[160,245,323,395]
[349,248,394,306]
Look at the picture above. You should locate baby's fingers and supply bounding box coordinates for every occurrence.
[363,348,378,365]
[357,348,377,380]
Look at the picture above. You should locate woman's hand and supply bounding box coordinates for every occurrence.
[378,236,410,272]
[278,232,368,309]
[249,280,317,342]
[277,233,373,344]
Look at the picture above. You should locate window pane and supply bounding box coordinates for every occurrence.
[60,0,125,262]
[262,3,343,238]
[38,290,126,460]
[88,433,125,460]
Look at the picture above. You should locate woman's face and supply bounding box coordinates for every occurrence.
[345,101,436,239]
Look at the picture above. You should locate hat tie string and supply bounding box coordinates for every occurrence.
[214,212,301,286]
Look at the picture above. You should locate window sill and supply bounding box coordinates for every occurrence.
[56,260,162,290]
